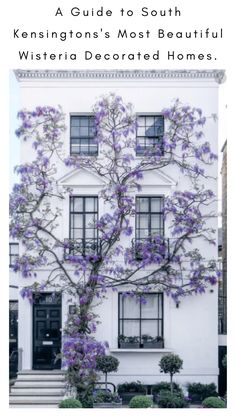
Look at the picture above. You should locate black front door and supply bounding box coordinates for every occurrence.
[33,294,61,370]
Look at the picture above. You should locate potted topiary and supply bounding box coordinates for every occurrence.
[96,355,119,391]
[93,391,122,408]
[151,382,182,403]
[129,395,153,408]
[157,390,189,408]
[159,353,183,395]
[118,381,147,404]
[119,335,140,348]
[142,334,164,348]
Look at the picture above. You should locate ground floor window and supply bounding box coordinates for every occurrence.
[118,293,164,348]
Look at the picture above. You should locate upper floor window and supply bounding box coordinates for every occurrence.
[136,196,164,240]
[69,196,98,255]
[9,243,19,267]
[136,115,164,156]
[118,293,164,348]
[70,115,98,156]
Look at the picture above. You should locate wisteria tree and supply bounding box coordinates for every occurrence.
[10,94,220,384]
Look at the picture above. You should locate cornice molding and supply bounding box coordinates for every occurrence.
[14,69,225,84]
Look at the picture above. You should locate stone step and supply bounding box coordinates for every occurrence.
[11,387,65,395]
[9,370,66,407]
[14,382,65,388]
[10,404,59,408]
[9,394,63,404]
[17,373,65,380]
[17,376,65,385]
[19,370,65,375]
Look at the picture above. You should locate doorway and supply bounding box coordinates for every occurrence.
[33,293,61,370]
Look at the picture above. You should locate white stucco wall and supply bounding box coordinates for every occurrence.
[14,70,221,387]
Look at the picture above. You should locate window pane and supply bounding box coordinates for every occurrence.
[71,127,79,137]
[151,215,161,230]
[138,214,148,230]
[141,320,158,338]
[137,230,149,239]
[145,116,154,126]
[158,294,163,318]
[10,244,19,254]
[122,320,140,337]
[71,117,80,127]
[154,117,164,134]
[145,124,155,137]
[73,214,83,229]
[123,296,140,318]
[141,294,158,318]
[85,214,96,228]
[85,197,96,212]
[73,198,83,212]
[85,229,96,239]
[151,198,163,212]
[80,146,89,154]
[137,197,149,212]
[137,127,146,137]
[71,229,83,239]
[80,117,89,126]
[79,127,89,136]
[138,116,145,126]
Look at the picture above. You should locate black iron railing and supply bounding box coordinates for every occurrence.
[132,237,170,260]
[64,238,101,258]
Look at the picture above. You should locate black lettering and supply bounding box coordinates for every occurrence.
[13,29,19,38]
[71,7,80,16]
[19,50,28,60]
[55,7,63,16]
[85,50,92,60]
[117,29,127,38]
[186,53,196,60]
[142,7,148,16]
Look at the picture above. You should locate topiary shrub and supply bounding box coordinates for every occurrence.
[118,381,146,394]
[152,382,182,403]
[129,395,153,408]
[152,382,181,395]
[202,397,226,408]
[96,355,119,390]
[158,390,188,408]
[118,381,147,405]
[187,382,218,403]
[59,398,82,408]
[159,354,183,394]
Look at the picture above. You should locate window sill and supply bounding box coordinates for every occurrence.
[110,348,172,353]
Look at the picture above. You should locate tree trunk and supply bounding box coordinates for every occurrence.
[170,373,173,395]
[105,372,108,391]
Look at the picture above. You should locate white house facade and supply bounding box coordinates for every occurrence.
[10,69,224,393]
